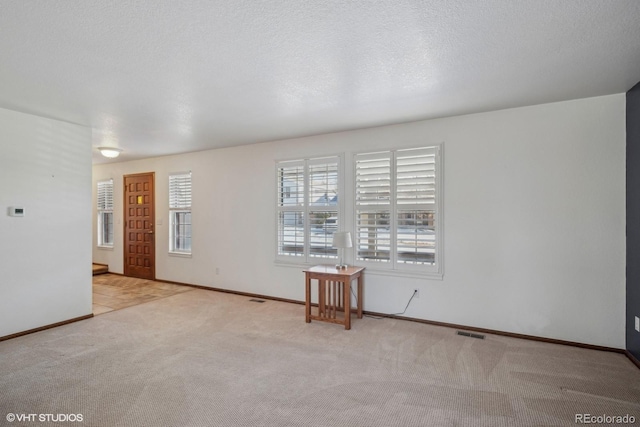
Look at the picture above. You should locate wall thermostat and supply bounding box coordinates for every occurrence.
[8,207,25,217]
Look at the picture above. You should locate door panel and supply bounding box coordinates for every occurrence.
[124,173,155,280]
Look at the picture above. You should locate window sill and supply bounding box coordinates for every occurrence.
[274,259,340,268]
[169,251,192,258]
[97,245,114,251]
[361,267,443,281]
[275,260,442,280]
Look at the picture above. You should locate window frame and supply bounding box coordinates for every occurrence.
[169,171,192,256]
[353,145,443,278]
[97,179,114,248]
[275,155,342,265]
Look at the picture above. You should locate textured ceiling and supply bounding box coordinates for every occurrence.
[1,0,639,163]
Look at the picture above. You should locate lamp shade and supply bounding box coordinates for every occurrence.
[98,147,123,158]
[332,231,353,249]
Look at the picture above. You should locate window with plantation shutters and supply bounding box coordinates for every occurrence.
[276,156,340,263]
[169,172,192,254]
[355,146,441,275]
[97,179,114,247]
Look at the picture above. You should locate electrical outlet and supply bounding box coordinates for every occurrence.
[635,316,639,332]
[413,288,419,299]
[215,267,220,275]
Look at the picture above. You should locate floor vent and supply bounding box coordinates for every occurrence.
[249,299,265,303]
[457,331,485,339]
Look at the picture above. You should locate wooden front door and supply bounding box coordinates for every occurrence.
[124,173,155,280]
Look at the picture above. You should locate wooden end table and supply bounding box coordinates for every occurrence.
[303,265,364,330]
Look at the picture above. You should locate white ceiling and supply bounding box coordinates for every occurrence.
[1,0,639,164]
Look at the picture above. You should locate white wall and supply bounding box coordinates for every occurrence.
[93,94,626,348]
[0,107,92,337]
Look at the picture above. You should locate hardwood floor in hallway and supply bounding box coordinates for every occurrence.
[92,273,194,315]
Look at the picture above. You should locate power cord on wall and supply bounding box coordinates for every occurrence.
[351,288,418,320]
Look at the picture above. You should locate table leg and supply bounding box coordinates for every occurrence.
[305,273,311,323]
[319,280,326,318]
[357,274,363,319]
[344,279,351,330]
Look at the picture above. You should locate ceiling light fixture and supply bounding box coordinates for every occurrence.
[98,147,123,158]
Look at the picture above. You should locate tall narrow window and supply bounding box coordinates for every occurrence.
[169,172,192,254]
[277,161,305,258]
[97,179,114,247]
[355,146,441,275]
[277,156,340,263]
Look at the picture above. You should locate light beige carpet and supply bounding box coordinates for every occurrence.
[1,289,639,426]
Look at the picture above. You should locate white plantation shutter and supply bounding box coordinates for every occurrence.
[355,152,391,206]
[309,161,338,206]
[169,172,192,254]
[97,179,114,247]
[169,173,192,209]
[396,147,436,207]
[277,211,304,256]
[97,179,113,210]
[278,161,305,208]
[355,211,391,262]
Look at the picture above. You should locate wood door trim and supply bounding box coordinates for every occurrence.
[123,172,156,280]
[123,172,154,178]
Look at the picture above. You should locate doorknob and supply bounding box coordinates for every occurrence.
[148,231,154,234]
